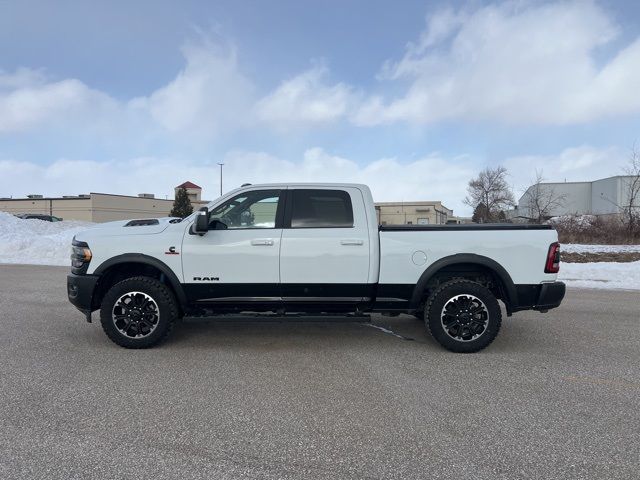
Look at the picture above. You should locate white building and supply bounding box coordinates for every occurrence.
[514,175,640,220]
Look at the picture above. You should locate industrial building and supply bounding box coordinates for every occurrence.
[1,182,455,225]
[375,201,453,225]
[514,175,640,220]
[0,182,207,222]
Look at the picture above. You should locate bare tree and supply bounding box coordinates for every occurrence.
[521,170,566,223]
[464,166,515,222]
[621,146,640,233]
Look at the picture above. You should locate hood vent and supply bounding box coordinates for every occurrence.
[124,219,160,227]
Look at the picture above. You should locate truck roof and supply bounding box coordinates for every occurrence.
[232,182,369,189]
[201,182,374,212]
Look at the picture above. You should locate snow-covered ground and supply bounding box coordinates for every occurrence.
[0,212,93,266]
[1,211,639,290]
[563,243,640,254]
[560,245,640,289]
[559,261,640,290]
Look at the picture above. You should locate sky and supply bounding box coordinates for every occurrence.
[1,0,640,216]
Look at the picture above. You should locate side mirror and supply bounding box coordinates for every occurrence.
[193,207,210,235]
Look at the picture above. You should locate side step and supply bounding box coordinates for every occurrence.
[183,312,371,322]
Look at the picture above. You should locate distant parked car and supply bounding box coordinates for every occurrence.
[15,214,63,222]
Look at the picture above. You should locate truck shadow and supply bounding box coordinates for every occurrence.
[166,314,435,350]
[164,313,545,353]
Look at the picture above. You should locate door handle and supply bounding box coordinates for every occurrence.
[340,239,364,246]
[251,239,274,246]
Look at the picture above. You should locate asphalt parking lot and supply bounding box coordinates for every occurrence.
[0,264,638,479]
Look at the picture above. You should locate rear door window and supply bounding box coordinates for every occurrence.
[289,189,354,228]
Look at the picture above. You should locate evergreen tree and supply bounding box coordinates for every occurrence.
[170,187,193,218]
[472,202,491,223]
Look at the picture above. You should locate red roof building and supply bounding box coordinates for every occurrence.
[175,181,202,202]
[176,181,201,190]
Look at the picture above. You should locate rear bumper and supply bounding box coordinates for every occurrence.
[534,281,566,311]
[513,281,566,312]
[67,273,99,317]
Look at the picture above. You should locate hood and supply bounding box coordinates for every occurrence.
[75,217,184,241]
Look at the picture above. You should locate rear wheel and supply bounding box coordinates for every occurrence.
[425,279,501,353]
[100,276,178,348]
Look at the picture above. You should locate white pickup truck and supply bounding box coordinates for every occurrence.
[67,183,565,352]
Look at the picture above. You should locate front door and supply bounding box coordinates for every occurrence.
[181,189,284,305]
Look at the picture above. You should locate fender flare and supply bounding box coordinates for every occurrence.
[411,253,517,308]
[93,253,188,306]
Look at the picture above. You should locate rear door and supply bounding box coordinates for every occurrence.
[279,187,372,303]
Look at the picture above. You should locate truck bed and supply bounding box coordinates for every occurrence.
[377,225,559,309]
[379,223,553,231]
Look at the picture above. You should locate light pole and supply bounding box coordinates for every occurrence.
[218,163,224,196]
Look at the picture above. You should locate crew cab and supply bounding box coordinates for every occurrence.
[67,183,565,352]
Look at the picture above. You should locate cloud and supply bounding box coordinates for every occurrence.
[5,2,640,137]
[0,70,118,133]
[0,67,47,89]
[225,148,477,214]
[0,39,254,140]
[0,40,354,140]
[0,148,478,215]
[0,41,352,140]
[1,10,637,220]
[1,144,631,216]
[354,1,640,126]
[504,145,629,200]
[255,65,357,129]
[135,40,254,137]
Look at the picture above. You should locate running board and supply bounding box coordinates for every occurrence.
[183,312,371,322]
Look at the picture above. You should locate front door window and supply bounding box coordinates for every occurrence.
[209,190,281,229]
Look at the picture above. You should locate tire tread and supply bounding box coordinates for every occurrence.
[99,276,178,349]
[424,279,501,353]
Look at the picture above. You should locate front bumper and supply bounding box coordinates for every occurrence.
[67,273,99,320]
[534,281,566,311]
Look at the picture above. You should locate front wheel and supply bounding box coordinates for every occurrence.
[100,276,179,348]
[425,279,501,353]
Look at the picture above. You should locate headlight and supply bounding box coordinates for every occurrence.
[71,238,92,268]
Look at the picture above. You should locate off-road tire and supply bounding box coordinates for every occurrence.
[100,276,178,348]
[425,279,501,353]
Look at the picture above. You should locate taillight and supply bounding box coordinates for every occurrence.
[545,242,560,273]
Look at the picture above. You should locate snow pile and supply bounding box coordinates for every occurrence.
[0,212,94,266]
[549,215,597,228]
[563,243,640,254]
[559,261,640,290]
